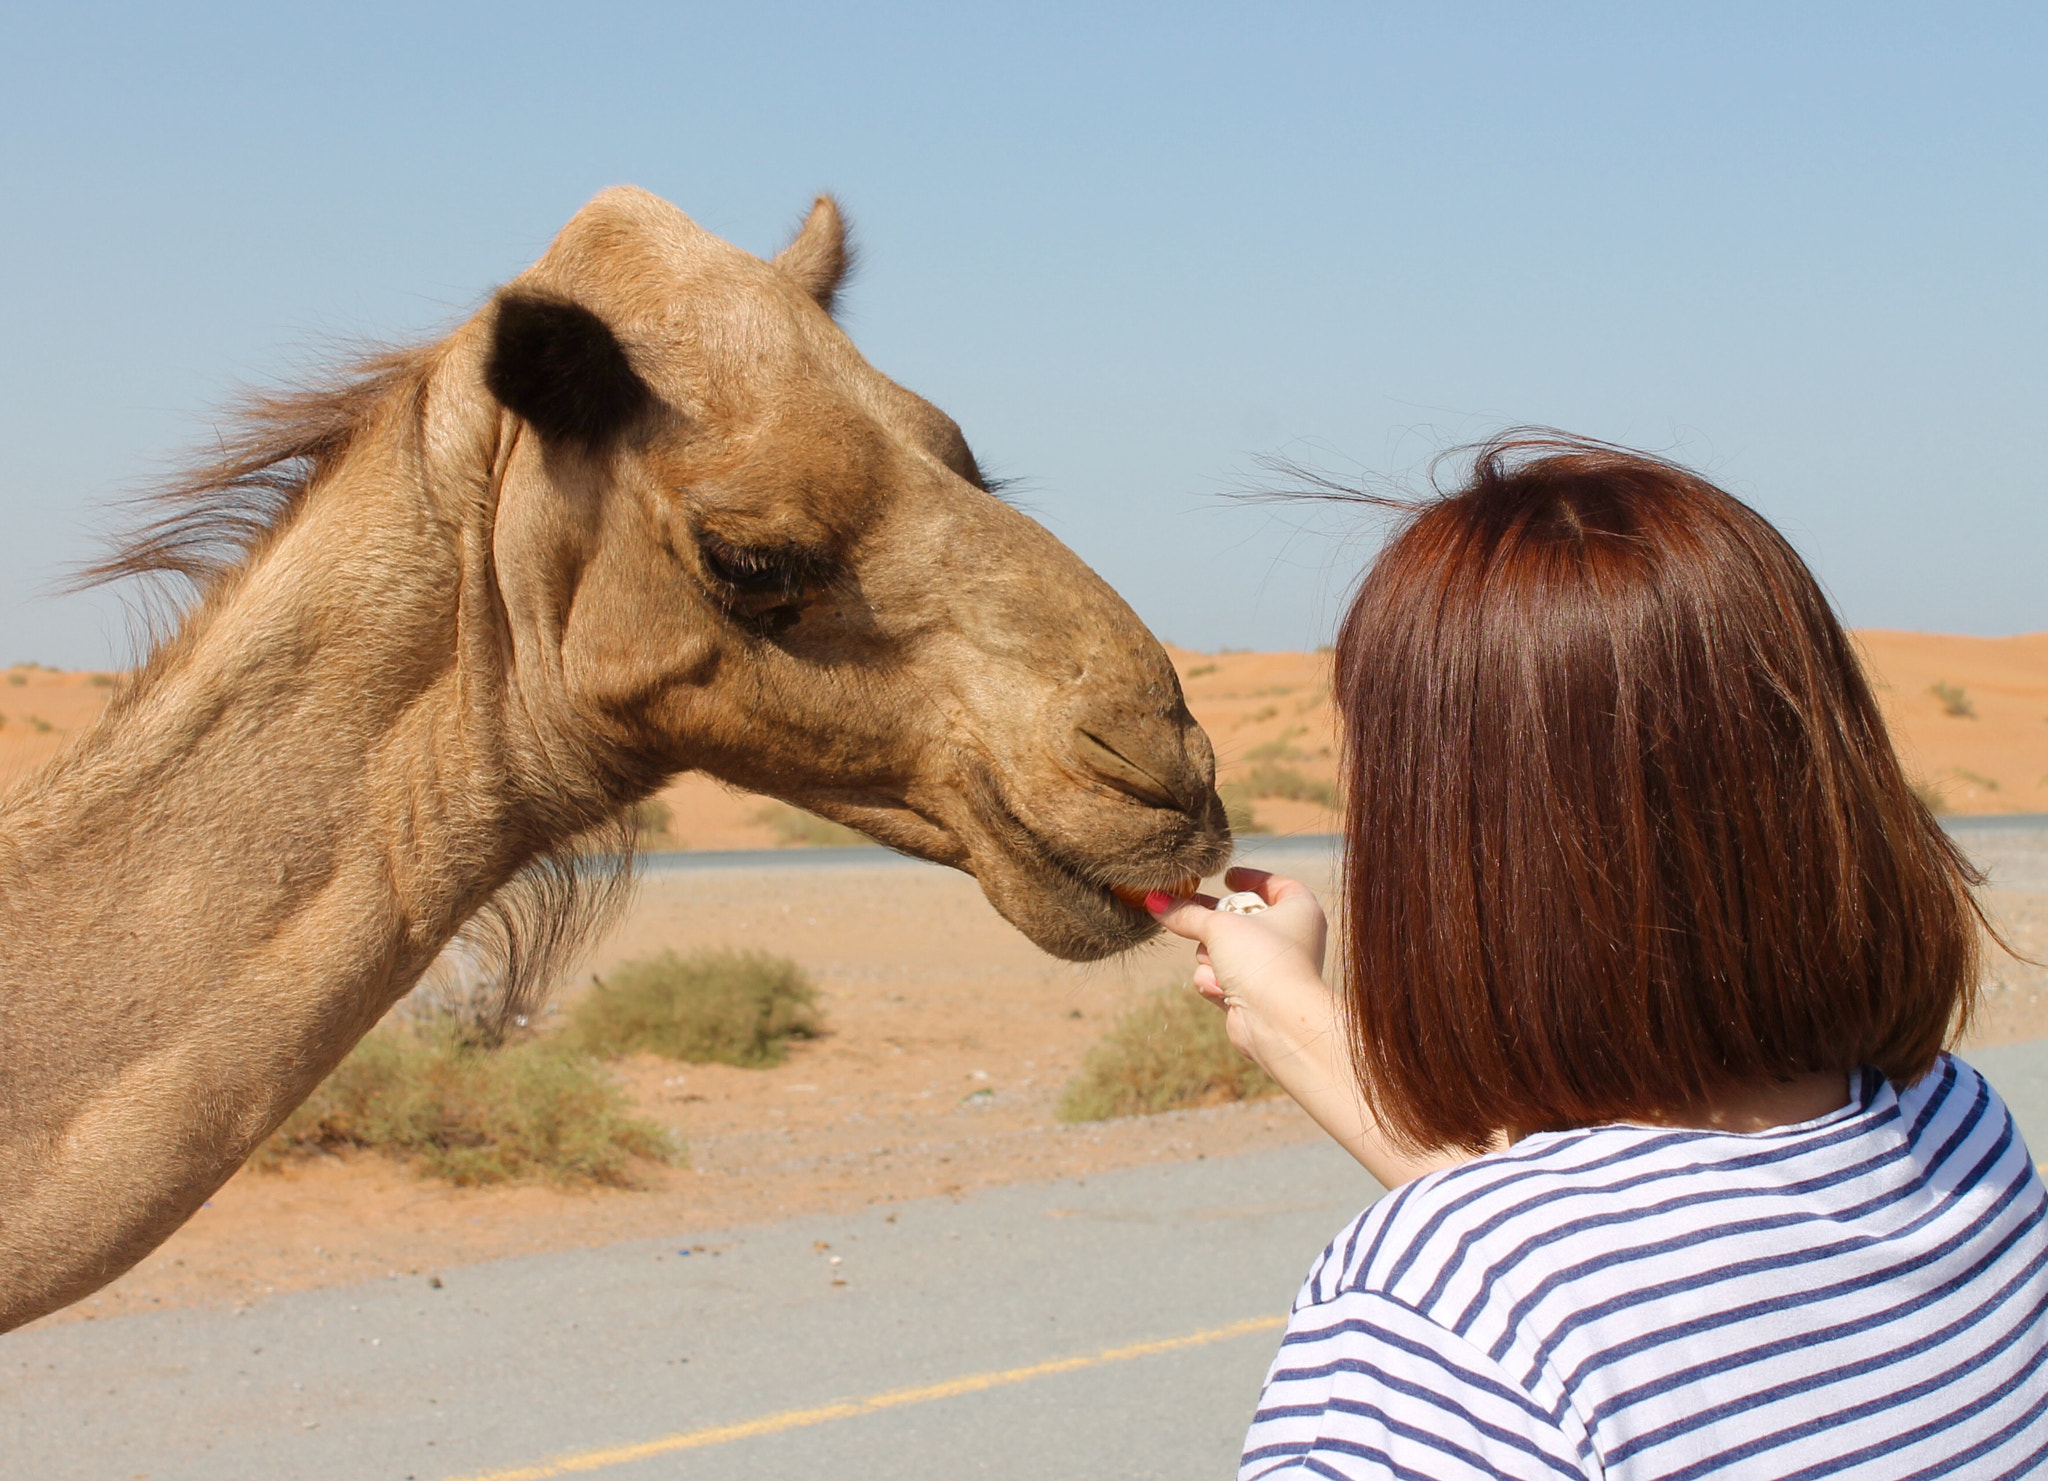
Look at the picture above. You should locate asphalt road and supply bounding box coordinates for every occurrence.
[7,1038,2048,1481]
[0,1138,1382,1481]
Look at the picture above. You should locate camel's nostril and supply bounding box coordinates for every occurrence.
[1074,729,1183,811]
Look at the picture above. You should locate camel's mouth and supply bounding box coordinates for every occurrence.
[956,764,1229,961]
[794,766,1228,960]
[1105,879,1202,914]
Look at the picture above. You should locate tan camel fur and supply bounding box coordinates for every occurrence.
[0,188,1227,1331]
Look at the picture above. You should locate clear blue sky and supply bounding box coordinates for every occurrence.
[2,2,2042,668]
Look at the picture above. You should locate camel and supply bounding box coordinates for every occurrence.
[0,187,1228,1332]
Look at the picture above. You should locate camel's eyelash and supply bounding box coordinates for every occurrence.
[697,536,834,603]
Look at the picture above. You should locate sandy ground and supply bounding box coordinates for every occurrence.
[1853,631,2048,813]
[11,635,2048,1332]
[30,843,2048,1334]
[28,857,1336,1330]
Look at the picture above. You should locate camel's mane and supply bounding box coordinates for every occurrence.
[80,345,438,596]
[77,341,636,1041]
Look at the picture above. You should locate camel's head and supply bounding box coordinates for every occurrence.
[459,187,1228,960]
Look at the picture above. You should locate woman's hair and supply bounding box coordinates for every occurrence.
[1333,433,1986,1154]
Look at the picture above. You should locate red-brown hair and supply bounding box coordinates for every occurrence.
[1333,434,1985,1154]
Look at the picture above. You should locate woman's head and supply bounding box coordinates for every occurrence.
[1334,434,1982,1154]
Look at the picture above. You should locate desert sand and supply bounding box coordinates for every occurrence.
[7,634,2046,829]
[35,856,1338,1328]
[10,634,2048,1330]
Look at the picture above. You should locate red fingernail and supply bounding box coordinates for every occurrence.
[1144,890,1175,914]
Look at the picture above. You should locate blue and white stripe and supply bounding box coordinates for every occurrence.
[1241,1056,2048,1479]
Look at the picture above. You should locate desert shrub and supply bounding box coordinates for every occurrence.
[571,948,822,1066]
[396,937,523,1045]
[1235,763,1339,808]
[258,1025,675,1186]
[1911,779,1950,816]
[1244,727,1310,763]
[1184,662,1220,679]
[628,797,680,848]
[753,800,870,847]
[1930,680,1977,719]
[1219,785,1270,836]
[1058,985,1280,1122]
[88,672,117,687]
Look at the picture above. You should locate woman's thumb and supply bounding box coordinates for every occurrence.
[1147,890,1215,942]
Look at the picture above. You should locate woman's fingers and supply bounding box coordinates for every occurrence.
[1222,866,1314,907]
[1147,891,1219,942]
[1223,866,1272,895]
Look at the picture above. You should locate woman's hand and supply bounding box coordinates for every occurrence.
[1148,867,1331,1077]
[1150,866,1470,1189]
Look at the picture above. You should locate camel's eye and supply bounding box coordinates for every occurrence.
[698,535,832,635]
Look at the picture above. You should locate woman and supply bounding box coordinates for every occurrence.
[1152,437,2048,1479]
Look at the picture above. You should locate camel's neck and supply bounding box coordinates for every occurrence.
[5,467,517,1018]
[0,404,604,1327]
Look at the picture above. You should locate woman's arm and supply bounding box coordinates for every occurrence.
[1149,868,1471,1189]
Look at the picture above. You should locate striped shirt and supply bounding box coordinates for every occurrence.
[1241,1055,2048,1480]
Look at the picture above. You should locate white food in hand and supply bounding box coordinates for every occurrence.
[1216,891,1269,915]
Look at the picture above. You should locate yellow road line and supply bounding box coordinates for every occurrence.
[446,1314,1285,1481]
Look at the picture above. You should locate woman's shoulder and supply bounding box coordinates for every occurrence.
[1300,1055,2029,1325]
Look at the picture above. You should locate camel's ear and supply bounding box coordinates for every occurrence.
[773,195,853,313]
[486,292,653,448]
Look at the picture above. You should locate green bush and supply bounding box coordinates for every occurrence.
[628,797,680,847]
[1058,985,1280,1122]
[1220,786,1270,836]
[571,948,822,1066]
[259,1025,675,1186]
[1243,727,1310,763]
[753,800,870,847]
[1929,680,1977,719]
[1235,763,1339,808]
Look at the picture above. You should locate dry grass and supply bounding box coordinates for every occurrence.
[628,797,680,848]
[1930,680,1978,719]
[1222,791,1270,835]
[1219,762,1337,834]
[1234,763,1340,808]
[259,1025,676,1187]
[570,948,823,1067]
[1057,984,1281,1122]
[1244,729,1311,763]
[753,800,870,847]
[1913,780,1951,815]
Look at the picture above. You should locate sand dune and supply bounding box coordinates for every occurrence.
[4,632,2045,827]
